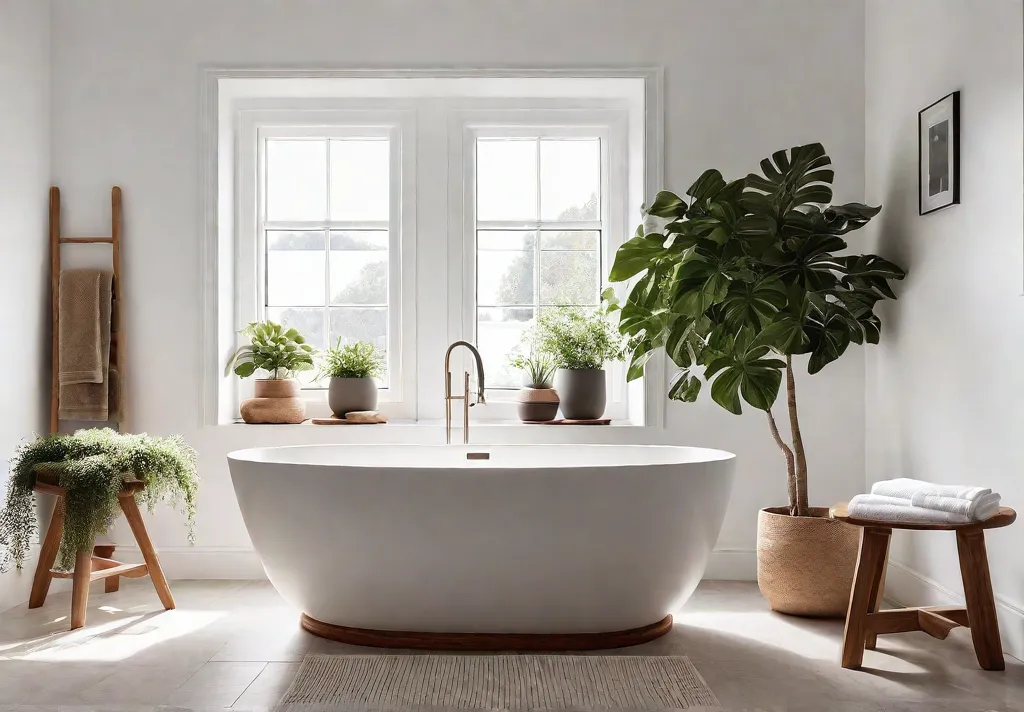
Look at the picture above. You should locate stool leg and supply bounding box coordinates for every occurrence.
[865,533,890,651]
[119,493,175,610]
[94,545,120,593]
[841,526,891,669]
[957,529,1004,671]
[70,550,92,629]
[29,495,65,609]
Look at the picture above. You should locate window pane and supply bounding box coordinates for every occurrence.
[477,138,537,221]
[330,307,388,387]
[540,251,599,306]
[478,250,534,306]
[477,307,535,389]
[266,231,325,307]
[478,230,536,251]
[330,230,388,305]
[330,139,390,221]
[540,139,600,221]
[540,229,599,251]
[266,139,327,221]
[266,307,325,352]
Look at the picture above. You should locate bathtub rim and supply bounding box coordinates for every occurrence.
[227,442,737,470]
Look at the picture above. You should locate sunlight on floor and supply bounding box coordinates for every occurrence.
[1,608,223,662]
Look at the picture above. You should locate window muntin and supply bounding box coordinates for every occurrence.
[260,134,393,388]
[473,135,604,390]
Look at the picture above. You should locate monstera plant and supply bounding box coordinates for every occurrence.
[607,143,906,616]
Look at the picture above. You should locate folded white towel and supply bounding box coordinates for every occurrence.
[848,494,970,525]
[911,492,1001,521]
[870,478,931,500]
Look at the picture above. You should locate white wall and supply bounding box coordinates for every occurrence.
[48,0,867,579]
[865,0,1024,658]
[0,0,51,609]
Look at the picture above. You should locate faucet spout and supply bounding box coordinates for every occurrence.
[444,340,486,405]
[444,340,486,445]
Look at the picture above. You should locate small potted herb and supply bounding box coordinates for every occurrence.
[225,321,315,424]
[319,340,384,417]
[508,349,558,422]
[534,306,624,420]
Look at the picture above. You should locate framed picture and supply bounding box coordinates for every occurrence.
[919,91,960,215]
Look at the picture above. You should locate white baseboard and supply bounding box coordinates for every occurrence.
[704,548,757,581]
[887,560,1024,662]
[108,546,758,583]
[113,546,267,580]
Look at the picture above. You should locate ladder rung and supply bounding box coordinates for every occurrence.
[61,237,113,244]
[50,562,148,581]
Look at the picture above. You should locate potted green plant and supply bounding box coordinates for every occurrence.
[226,321,315,424]
[607,143,906,617]
[0,428,198,573]
[534,306,624,420]
[508,349,559,422]
[319,340,384,417]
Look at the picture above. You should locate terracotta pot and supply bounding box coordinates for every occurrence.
[253,378,300,398]
[516,386,559,422]
[240,378,305,424]
[554,368,606,420]
[756,506,861,618]
[328,377,378,417]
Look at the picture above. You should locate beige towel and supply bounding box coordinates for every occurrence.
[58,269,113,421]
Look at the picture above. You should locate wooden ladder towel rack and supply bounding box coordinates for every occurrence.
[49,185,127,433]
[35,186,174,629]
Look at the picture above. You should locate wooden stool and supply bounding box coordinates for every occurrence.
[831,502,1016,671]
[29,472,175,629]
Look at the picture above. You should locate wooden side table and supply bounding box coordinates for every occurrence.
[830,502,1015,670]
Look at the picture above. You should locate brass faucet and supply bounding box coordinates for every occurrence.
[444,340,486,444]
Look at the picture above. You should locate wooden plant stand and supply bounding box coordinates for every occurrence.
[29,472,175,629]
[831,502,1016,671]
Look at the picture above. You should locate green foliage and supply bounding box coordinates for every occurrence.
[508,349,556,388]
[319,340,384,380]
[0,429,198,572]
[533,306,625,371]
[225,321,316,380]
[608,142,906,416]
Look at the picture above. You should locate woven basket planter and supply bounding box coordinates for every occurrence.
[756,506,861,618]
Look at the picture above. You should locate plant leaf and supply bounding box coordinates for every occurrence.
[645,191,688,218]
[609,234,669,282]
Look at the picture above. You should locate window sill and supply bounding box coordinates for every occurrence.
[227,418,647,428]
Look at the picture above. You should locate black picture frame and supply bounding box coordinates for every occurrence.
[918,91,961,215]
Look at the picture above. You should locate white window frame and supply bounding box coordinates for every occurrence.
[236,109,417,419]
[203,71,664,428]
[452,110,630,421]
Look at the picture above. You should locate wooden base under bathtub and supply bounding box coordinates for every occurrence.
[300,613,673,651]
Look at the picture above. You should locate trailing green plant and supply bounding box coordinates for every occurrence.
[607,143,906,517]
[508,349,556,388]
[226,321,315,380]
[533,306,625,371]
[319,340,385,380]
[0,429,199,572]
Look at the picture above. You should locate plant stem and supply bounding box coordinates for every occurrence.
[766,408,798,515]
[786,355,809,516]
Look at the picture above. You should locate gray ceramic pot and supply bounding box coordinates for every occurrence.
[328,377,378,417]
[554,368,606,420]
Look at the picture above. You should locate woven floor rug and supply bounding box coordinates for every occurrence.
[278,654,720,710]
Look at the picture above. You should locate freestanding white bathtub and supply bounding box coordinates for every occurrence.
[228,444,735,649]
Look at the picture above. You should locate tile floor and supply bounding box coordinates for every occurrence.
[0,579,1021,711]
